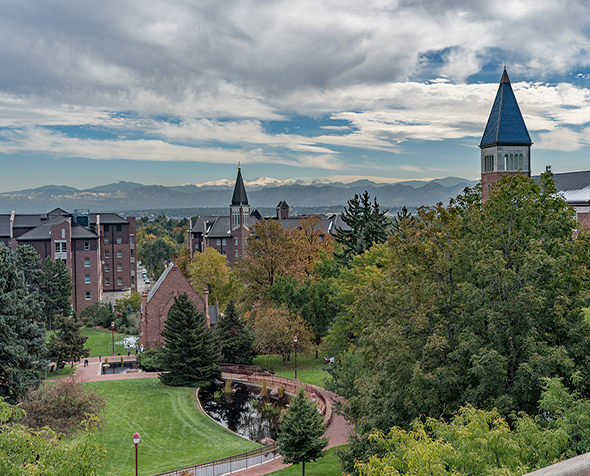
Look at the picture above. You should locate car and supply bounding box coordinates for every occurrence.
[144,278,150,284]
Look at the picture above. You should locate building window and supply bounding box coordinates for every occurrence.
[55,242,66,253]
[85,291,91,300]
[116,224,122,232]
[105,265,110,272]
[104,237,109,245]
[235,238,238,246]
[222,251,227,255]
[105,250,109,258]
[84,242,90,250]
[84,258,90,267]
[118,278,123,286]
[105,278,110,285]
[222,239,226,246]
[117,237,122,244]
[235,250,238,257]
[117,250,122,258]
[104,225,110,232]
[217,239,221,246]
[130,235,134,245]
[117,264,123,272]
[131,249,134,257]
[131,276,135,285]
[85,275,90,284]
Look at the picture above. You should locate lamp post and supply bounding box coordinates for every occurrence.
[132,432,141,476]
[293,336,298,380]
[111,321,115,356]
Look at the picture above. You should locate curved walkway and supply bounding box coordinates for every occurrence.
[75,357,352,476]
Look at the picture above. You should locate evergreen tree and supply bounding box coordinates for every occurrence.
[215,300,256,364]
[159,293,221,387]
[0,245,47,403]
[13,244,42,290]
[38,257,73,330]
[47,315,90,372]
[277,388,329,476]
[335,191,388,263]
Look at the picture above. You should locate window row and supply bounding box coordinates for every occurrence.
[215,238,239,246]
[104,224,123,232]
[104,264,124,272]
[483,155,494,173]
[104,237,123,245]
[104,278,123,286]
[505,153,524,171]
[104,250,123,258]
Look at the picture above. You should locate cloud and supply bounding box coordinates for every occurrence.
[400,165,425,173]
[535,127,585,151]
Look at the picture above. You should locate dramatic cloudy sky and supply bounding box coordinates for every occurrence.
[1,0,590,191]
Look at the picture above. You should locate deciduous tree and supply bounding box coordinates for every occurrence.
[46,315,89,372]
[187,247,230,304]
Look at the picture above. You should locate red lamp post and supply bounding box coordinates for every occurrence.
[111,321,115,356]
[293,336,298,380]
[132,432,141,476]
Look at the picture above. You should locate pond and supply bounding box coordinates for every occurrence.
[101,361,142,375]
[198,383,289,443]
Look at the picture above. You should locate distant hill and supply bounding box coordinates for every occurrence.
[0,177,477,214]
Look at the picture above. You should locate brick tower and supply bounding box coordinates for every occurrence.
[480,68,533,202]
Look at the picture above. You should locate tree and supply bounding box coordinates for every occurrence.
[115,291,142,312]
[46,315,90,372]
[237,219,305,306]
[277,388,329,476]
[335,191,388,263]
[138,234,176,280]
[215,300,256,364]
[0,245,47,403]
[187,247,230,304]
[19,376,105,434]
[0,399,106,476]
[293,216,334,277]
[14,244,42,290]
[326,174,590,466]
[159,293,221,387]
[38,257,73,330]
[80,301,116,329]
[247,305,314,365]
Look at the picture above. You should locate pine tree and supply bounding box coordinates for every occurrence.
[159,293,221,387]
[47,315,90,372]
[277,388,329,476]
[14,244,42,290]
[335,191,388,263]
[38,257,73,330]
[215,300,256,364]
[0,245,47,403]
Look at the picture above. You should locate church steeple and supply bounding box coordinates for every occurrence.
[231,163,248,206]
[480,68,532,202]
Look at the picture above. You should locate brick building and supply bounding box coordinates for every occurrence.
[139,262,213,348]
[0,208,136,314]
[189,165,349,264]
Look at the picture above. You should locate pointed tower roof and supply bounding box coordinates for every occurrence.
[231,163,249,206]
[480,68,532,147]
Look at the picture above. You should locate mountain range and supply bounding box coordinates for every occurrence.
[0,177,477,214]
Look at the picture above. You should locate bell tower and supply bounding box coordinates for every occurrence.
[230,163,250,257]
[480,68,532,202]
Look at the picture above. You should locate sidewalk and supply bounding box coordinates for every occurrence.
[76,355,159,382]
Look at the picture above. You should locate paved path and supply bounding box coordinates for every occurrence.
[75,357,353,475]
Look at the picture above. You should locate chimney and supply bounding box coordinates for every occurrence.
[203,288,210,327]
[546,165,552,173]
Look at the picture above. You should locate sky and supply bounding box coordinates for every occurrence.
[1,0,590,192]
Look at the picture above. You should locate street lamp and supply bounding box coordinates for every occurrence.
[111,321,115,356]
[293,336,298,380]
[132,432,141,476]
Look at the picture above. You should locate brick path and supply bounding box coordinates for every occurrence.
[75,357,353,475]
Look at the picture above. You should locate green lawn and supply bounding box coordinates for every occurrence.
[253,352,329,389]
[82,327,137,357]
[47,363,77,379]
[268,446,345,476]
[85,378,258,476]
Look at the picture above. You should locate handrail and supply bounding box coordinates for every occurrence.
[151,444,280,476]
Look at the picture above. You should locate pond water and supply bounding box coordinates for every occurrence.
[198,383,289,443]
[101,361,142,375]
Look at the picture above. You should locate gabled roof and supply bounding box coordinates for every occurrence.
[89,213,128,225]
[480,69,532,147]
[147,262,174,302]
[533,170,590,205]
[231,165,249,206]
[16,216,69,241]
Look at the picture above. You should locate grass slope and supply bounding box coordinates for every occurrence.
[253,352,328,388]
[268,446,346,476]
[82,327,136,357]
[86,378,258,476]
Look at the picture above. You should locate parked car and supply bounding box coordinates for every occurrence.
[144,277,150,284]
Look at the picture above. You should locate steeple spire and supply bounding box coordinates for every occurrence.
[231,164,248,206]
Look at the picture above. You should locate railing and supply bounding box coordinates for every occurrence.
[151,445,280,476]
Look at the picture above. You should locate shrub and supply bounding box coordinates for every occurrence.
[138,348,164,372]
[19,377,106,434]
